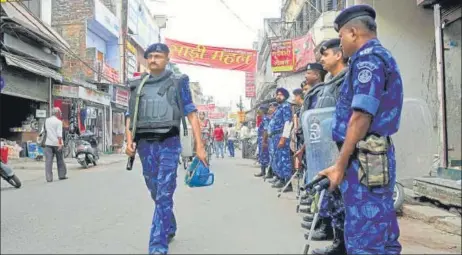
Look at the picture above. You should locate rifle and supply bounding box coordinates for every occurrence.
[126,75,150,170]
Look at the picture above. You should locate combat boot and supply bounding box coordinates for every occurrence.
[299,206,311,214]
[311,228,346,255]
[299,198,313,206]
[303,214,314,222]
[311,218,334,241]
[254,166,266,177]
[271,179,285,188]
[268,176,279,184]
[265,167,274,180]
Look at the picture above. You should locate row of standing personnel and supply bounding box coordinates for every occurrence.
[254,4,403,255]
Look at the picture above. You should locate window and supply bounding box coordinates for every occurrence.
[23,0,41,19]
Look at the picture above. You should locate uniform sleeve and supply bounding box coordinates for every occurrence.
[351,55,386,116]
[283,105,292,123]
[179,75,197,115]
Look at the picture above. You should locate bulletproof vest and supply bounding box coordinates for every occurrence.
[315,67,348,108]
[302,82,325,111]
[128,72,182,134]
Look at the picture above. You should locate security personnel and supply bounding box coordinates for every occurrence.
[268,88,293,189]
[265,102,278,180]
[254,104,271,177]
[125,43,207,255]
[310,38,349,255]
[319,5,403,254]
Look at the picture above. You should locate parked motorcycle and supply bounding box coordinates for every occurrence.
[0,162,21,188]
[75,131,99,169]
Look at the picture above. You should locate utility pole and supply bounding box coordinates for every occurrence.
[121,0,128,85]
[237,95,244,112]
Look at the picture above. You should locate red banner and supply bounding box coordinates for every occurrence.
[245,72,256,98]
[165,38,257,72]
[270,39,294,73]
[292,33,316,72]
[196,104,216,112]
[208,112,226,119]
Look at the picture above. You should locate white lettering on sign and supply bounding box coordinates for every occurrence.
[309,122,321,144]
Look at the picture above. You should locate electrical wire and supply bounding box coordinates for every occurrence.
[217,0,258,33]
[7,1,121,84]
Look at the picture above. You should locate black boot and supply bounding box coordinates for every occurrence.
[311,218,334,241]
[268,176,279,184]
[265,167,274,180]
[300,198,313,206]
[299,206,311,214]
[303,214,314,222]
[254,166,266,177]
[271,179,285,188]
[311,228,346,255]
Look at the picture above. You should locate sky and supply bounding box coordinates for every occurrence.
[146,0,281,111]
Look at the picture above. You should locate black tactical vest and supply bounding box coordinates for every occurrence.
[128,71,183,134]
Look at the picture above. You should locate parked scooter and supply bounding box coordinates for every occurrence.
[0,162,21,188]
[75,131,99,169]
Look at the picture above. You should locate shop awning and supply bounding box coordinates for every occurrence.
[1,2,71,53]
[2,51,63,82]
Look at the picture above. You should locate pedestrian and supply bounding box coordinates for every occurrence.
[226,123,236,157]
[319,5,403,254]
[254,104,270,177]
[42,107,68,182]
[125,43,207,255]
[213,124,225,158]
[239,122,250,158]
[268,88,293,190]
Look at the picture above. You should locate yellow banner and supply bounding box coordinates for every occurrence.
[126,40,137,55]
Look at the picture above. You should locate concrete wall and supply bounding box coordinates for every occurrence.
[356,0,439,154]
[443,19,462,161]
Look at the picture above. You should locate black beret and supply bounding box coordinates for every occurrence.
[306,62,325,72]
[259,104,269,111]
[292,88,303,96]
[320,38,341,55]
[144,43,170,59]
[269,102,278,107]
[334,5,376,32]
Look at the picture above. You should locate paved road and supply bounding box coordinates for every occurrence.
[1,155,461,254]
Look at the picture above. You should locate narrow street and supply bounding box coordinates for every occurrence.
[1,155,461,254]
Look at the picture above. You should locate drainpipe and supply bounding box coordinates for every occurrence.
[49,78,53,116]
[433,4,448,168]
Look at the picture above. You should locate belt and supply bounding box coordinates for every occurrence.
[269,129,282,137]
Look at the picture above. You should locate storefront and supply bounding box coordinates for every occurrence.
[52,84,112,153]
[111,86,129,153]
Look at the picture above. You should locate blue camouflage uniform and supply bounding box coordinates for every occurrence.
[270,89,293,181]
[258,114,271,167]
[127,43,197,255]
[268,105,279,177]
[332,35,403,255]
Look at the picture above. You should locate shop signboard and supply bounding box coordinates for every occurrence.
[113,87,129,107]
[102,63,120,83]
[292,32,316,72]
[245,72,256,98]
[52,85,79,98]
[208,112,226,119]
[165,38,257,72]
[196,104,216,113]
[78,86,111,106]
[270,39,294,73]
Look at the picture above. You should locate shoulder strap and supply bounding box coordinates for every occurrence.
[172,78,188,136]
[131,75,150,138]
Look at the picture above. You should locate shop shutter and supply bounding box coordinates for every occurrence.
[441,1,461,26]
[1,67,49,102]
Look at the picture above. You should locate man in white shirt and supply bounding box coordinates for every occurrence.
[43,107,67,182]
[239,122,250,158]
[226,124,237,157]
